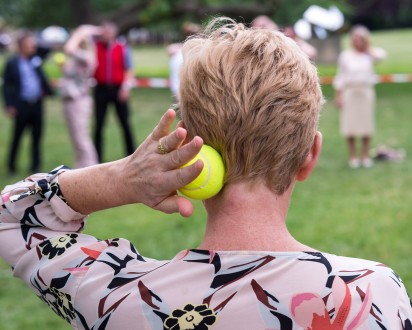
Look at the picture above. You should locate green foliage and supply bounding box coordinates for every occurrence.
[0,0,359,30]
[0,0,29,25]
[275,0,349,26]
[348,0,412,30]
[0,0,74,27]
[89,0,131,14]
[138,0,174,26]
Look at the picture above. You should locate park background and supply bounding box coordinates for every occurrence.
[1,0,412,329]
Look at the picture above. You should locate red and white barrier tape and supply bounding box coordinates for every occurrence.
[134,74,412,88]
[2,74,411,89]
[320,74,412,85]
[135,78,170,88]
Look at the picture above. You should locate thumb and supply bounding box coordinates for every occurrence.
[154,195,195,217]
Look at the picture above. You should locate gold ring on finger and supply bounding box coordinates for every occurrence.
[157,138,168,154]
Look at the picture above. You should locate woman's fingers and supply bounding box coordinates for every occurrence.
[176,197,195,217]
[154,195,195,217]
[151,109,176,141]
[163,136,203,170]
[128,109,206,215]
[176,121,192,146]
[156,127,187,155]
[161,159,204,192]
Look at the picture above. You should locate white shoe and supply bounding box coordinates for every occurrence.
[362,158,373,168]
[349,158,360,169]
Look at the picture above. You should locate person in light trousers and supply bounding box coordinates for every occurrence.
[60,25,100,168]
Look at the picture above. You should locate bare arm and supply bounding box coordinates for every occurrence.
[118,68,135,101]
[64,25,101,55]
[369,47,387,62]
[334,90,342,109]
[59,109,204,216]
[119,46,135,102]
[333,52,346,109]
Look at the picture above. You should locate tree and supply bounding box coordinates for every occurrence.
[348,0,412,30]
[101,0,280,33]
[0,0,343,30]
[4,0,410,33]
[68,0,94,25]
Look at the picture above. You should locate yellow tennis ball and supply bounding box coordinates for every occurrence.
[178,145,225,200]
[53,52,66,65]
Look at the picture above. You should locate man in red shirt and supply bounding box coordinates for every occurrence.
[93,21,136,162]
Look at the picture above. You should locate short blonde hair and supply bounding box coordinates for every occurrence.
[351,25,370,40]
[180,18,323,195]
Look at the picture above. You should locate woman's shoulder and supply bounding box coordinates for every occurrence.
[321,252,408,295]
[322,252,398,275]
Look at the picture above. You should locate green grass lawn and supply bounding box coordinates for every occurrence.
[0,28,412,329]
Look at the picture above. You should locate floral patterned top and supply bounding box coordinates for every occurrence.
[1,167,411,330]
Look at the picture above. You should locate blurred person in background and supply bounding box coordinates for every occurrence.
[0,17,12,52]
[283,25,317,62]
[251,15,279,30]
[93,21,136,163]
[334,25,386,168]
[2,30,53,176]
[167,22,201,102]
[59,25,100,168]
[0,19,410,329]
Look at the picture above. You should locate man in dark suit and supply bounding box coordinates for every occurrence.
[2,30,53,175]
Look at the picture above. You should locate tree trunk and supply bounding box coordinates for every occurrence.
[68,0,94,25]
[98,1,152,33]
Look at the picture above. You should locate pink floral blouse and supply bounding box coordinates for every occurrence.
[1,167,411,330]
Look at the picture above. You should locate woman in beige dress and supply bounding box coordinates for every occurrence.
[334,25,386,168]
[60,25,101,168]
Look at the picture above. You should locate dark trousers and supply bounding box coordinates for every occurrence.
[93,84,136,162]
[7,100,43,173]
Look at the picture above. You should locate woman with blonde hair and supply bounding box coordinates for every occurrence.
[60,25,101,168]
[334,25,386,168]
[1,18,410,329]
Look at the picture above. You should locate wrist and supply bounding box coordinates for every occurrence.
[121,79,135,91]
[108,157,138,205]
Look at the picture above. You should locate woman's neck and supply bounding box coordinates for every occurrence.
[198,182,315,252]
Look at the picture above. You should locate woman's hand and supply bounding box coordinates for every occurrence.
[118,109,204,216]
[59,109,203,217]
[118,87,130,103]
[5,106,17,118]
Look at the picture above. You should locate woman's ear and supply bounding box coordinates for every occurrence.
[296,131,322,182]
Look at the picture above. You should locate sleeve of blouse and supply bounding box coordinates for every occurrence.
[0,166,93,325]
[0,166,87,266]
[0,166,143,326]
[333,52,346,91]
[370,47,387,62]
[398,281,412,326]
